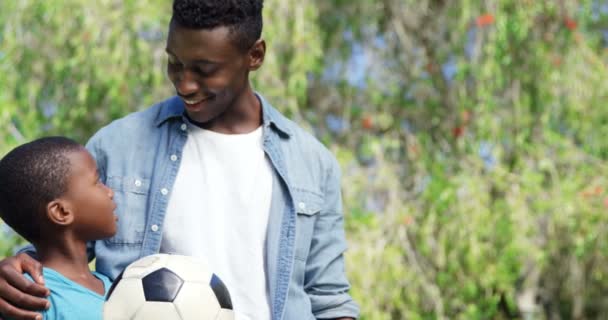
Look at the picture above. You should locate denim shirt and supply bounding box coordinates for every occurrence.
[81,94,359,319]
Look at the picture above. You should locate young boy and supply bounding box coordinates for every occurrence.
[0,137,117,320]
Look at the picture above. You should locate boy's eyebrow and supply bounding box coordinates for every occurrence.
[164,48,219,65]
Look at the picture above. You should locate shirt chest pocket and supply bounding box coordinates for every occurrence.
[105,176,149,245]
[293,189,323,262]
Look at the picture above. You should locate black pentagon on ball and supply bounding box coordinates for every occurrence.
[142,268,184,302]
[210,273,233,310]
[105,269,125,301]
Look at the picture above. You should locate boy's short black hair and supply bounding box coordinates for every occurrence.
[171,0,264,51]
[0,137,82,243]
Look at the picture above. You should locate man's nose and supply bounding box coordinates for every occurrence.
[175,70,200,97]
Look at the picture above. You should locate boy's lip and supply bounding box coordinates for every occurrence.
[111,202,118,221]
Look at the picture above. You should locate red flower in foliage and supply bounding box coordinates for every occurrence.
[564,17,577,31]
[362,115,373,130]
[476,14,495,27]
[552,55,562,67]
[403,215,414,226]
[595,186,603,195]
[461,110,472,124]
[452,126,464,138]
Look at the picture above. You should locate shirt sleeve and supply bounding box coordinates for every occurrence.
[15,244,36,257]
[304,156,360,319]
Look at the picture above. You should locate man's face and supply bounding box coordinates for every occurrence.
[165,22,256,124]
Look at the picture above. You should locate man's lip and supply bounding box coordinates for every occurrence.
[182,96,212,106]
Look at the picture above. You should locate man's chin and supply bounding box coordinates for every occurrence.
[184,110,214,126]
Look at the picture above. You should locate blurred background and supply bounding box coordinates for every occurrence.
[2,1,608,319]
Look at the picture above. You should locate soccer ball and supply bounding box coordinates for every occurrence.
[103,254,234,320]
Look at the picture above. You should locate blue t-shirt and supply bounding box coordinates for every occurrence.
[23,267,112,320]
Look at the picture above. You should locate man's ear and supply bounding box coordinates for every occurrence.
[248,39,266,71]
[46,200,74,226]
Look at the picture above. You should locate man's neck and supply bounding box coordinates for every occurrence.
[191,86,263,134]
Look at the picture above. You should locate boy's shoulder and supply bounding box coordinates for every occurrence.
[23,268,111,320]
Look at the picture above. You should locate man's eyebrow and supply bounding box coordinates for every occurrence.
[165,49,219,65]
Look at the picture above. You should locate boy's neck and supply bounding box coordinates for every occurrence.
[34,238,104,294]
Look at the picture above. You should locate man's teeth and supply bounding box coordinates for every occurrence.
[185,99,202,105]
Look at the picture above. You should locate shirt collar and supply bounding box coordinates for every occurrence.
[258,93,293,137]
[154,93,293,137]
[154,96,184,126]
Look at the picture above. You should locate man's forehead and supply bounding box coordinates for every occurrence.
[168,21,233,44]
[166,23,238,59]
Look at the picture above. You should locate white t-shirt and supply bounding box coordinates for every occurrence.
[160,124,273,320]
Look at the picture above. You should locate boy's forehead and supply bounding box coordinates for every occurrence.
[67,148,97,173]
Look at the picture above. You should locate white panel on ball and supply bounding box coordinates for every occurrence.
[104,254,235,320]
[123,254,170,279]
[215,309,236,320]
[173,282,220,319]
[165,255,212,283]
[103,279,146,319]
[132,302,181,320]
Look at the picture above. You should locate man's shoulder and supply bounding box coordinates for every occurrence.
[87,96,180,149]
[275,109,334,156]
[263,99,339,171]
[98,97,178,134]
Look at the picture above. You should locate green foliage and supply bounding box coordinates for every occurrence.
[2,0,608,319]
[314,0,608,319]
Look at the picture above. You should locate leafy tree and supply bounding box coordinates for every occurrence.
[313,0,608,318]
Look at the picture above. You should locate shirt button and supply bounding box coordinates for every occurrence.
[298,202,306,210]
[161,188,169,195]
[151,224,159,232]
[134,180,142,187]
[180,124,187,131]
[170,154,178,162]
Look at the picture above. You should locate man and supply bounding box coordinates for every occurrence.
[0,1,359,320]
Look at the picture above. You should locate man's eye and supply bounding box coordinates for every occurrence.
[195,66,216,76]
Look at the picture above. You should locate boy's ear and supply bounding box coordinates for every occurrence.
[46,200,74,226]
[248,39,266,71]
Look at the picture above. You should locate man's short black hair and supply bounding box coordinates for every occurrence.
[0,137,82,243]
[171,0,264,51]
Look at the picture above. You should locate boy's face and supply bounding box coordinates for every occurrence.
[62,149,117,240]
[165,21,264,124]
